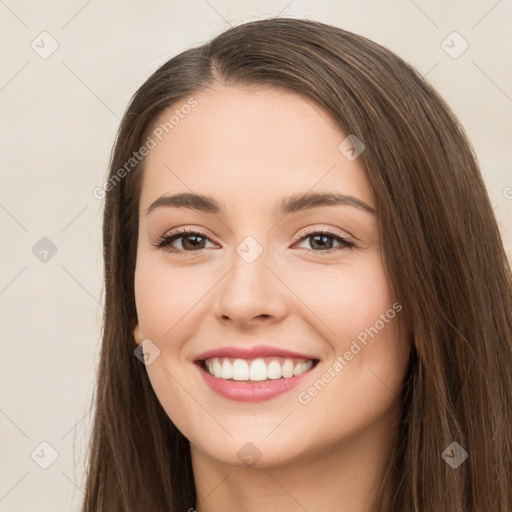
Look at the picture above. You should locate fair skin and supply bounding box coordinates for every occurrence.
[133,84,410,512]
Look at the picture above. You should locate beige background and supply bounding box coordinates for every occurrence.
[1,1,511,510]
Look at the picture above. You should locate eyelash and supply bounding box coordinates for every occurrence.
[153,227,355,257]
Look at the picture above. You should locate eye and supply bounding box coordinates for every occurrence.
[292,227,355,255]
[153,228,216,255]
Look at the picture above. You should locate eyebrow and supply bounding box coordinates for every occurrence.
[145,191,377,217]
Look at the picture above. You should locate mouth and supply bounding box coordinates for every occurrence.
[198,356,319,383]
[193,346,320,401]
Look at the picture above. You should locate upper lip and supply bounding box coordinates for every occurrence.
[194,345,319,362]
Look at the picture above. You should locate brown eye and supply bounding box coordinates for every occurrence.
[293,228,354,255]
[154,229,215,254]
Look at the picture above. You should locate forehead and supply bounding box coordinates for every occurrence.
[139,85,374,213]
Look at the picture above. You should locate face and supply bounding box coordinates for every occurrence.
[133,84,410,468]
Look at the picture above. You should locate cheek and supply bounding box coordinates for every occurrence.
[134,257,211,338]
[283,253,394,348]
[134,260,209,438]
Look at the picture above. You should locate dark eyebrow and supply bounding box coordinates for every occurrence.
[145,191,377,216]
[277,191,376,216]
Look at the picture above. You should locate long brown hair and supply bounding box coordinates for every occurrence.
[81,18,512,511]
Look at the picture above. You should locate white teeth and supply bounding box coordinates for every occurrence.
[204,356,315,381]
[249,358,267,381]
[281,359,295,378]
[232,359,250,380]
[267,360,282,379]
[294,360,313,376]
[212,358,222,378]
[221,359,233,379]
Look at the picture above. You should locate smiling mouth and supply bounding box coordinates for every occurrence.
[199,356,319,383]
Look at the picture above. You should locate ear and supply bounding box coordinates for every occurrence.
[133,323,143,346]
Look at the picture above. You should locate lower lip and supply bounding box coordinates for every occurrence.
[197,363,314,402]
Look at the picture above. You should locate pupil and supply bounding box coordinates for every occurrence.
[183,235,204,250]
[311,234,332,250]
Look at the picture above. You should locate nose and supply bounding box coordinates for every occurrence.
[213,245,288,330]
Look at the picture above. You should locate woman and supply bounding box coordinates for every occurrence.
[82,18,512,511]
